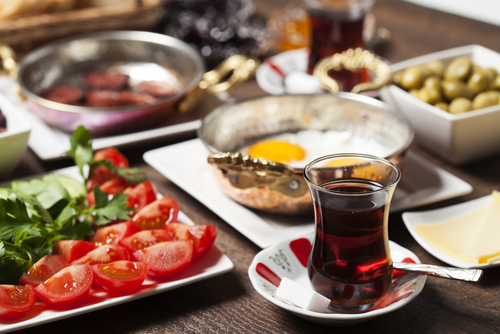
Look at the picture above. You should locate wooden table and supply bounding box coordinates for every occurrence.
[9,0,500,332]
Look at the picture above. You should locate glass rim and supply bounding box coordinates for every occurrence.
[303,153,401,195]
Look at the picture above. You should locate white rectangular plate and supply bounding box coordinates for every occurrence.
[143,139,472,248]
[0,166,234,333]
[402,194,499,269]
[0,77,231,161]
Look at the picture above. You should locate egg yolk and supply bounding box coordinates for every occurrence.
[247,141,306,163]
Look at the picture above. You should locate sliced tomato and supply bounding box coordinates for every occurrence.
[91,261,149,293]
[72,244,130,265]
[34,264,93,306]
[94,147,129,168]
[119,229,173,253]
[87,165,114,191]
[132,195,179,230]
[52,240,97,263]
[19,255,68,286]
[165,223,217,259]
[86,176,129,207]
[132,240,193,278]
[89,221,138,247]
[124,181,157,212]
[0,285,36,318]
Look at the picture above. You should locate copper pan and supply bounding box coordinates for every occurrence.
[0,31,259,136]
[199,50,413,215]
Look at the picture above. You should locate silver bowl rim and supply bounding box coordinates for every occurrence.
[197,92,415,172]
[17,30,205,114]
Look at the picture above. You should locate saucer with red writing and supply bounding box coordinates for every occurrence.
[248,234,426,326]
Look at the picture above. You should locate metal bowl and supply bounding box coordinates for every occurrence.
[9,31,257,136]
[198,93,414,215]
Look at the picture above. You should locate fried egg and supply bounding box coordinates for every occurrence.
[241,129,393,168]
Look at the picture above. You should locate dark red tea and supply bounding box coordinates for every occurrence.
[306,10,365,91]
[308,180,393,311]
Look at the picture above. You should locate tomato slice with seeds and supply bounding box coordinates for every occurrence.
[52,240,97,263]
[119,229,173,253]
[87,165,114,191]
[19,255,68,286]
[0,285,36,318]
[124,181,157,212]
[90,221,138,247]
[34,264,93,306]
[132,195,179,230]
[165,223,217,259]
[91,261,149,293]
[86,176,129,207]
[94,147,129,168]
[71,244,130,265]
[132,240,193,278]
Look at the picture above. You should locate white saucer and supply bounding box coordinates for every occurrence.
[248,234,425,326]
[402,194,500,269]
[143,139,472,248]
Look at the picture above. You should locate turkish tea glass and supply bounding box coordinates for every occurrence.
[303,153,400,312]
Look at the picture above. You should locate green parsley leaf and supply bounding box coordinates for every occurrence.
[66,126,93,177]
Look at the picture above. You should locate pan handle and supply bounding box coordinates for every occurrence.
[313,48,390,94]
[177,54,260,113]
[0,43,18,79]
[200,55,260,94]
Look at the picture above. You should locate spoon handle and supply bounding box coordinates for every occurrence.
[393,262,483,282]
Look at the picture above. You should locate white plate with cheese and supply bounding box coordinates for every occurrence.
[402,191,500,269]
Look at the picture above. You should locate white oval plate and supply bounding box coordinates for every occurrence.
[248,234,426,326]
[402,194,500,269]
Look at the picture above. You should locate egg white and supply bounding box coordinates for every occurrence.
[241,129,393,168]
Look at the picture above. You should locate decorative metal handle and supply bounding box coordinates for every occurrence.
[393,262,483,282]
[313,48,391,94]
[0,43,18,79]
[177,54,259,113]
[200,55,260,94]
[207,152,308,197]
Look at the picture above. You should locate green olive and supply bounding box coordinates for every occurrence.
[401,66,426,90]
[490,75,500,90]
[434,102,449,111]
[425,60,445,78]
[448,97,472,114]
[467,70,491,94]
[417,87,442,105]
[423,75,441,90]
[392,71,403,87]
[472,91,500,110]
[484,67,499,79]
[444,57,473,81]
[441,79,475,100]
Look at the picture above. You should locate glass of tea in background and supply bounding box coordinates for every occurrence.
[303,154,400,312]
[304,0,375,91]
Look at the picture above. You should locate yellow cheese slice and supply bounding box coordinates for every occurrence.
[464,190,500,263]
[414,208,486,264]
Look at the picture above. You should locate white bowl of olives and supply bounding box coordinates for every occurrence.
[379,45,500,165]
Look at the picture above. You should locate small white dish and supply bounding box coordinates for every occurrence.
[0,92,31,179]
[256,48,323,95]
[0,166,234,333]
[143,138,472,248]
[379,45,500,165]
[248,234,425,326]
[402,194,499,269]
[0,76,231,161]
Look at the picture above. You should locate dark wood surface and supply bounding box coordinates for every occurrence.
[8,0,500,333]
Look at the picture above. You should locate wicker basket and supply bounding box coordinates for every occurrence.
[0,0,164,52]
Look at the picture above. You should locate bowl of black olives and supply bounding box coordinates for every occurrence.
[380,45,500,165]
